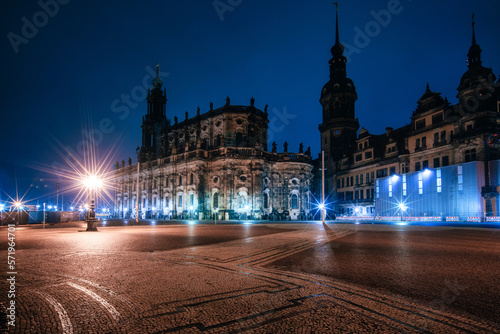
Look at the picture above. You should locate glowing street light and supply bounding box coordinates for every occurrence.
[398,203,408,221]
[84,174,103,231]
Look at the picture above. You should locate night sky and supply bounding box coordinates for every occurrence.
[1,0,499,205]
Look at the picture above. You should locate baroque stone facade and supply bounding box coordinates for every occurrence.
[114,67,313,220]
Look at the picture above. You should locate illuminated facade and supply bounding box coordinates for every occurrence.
[320,13,500,217]
[114,66,314,220]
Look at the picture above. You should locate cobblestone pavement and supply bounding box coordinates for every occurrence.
[1,223,499,333]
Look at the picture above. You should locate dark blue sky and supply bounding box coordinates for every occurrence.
[1,0,499,205]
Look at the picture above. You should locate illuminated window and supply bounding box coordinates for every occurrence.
[178,194,182,207]
[437,169,442,193]
[213,193,219,208]
[263,193,268,209]
[403,174,407,196]
[418,173,423,195]
[458,165,463,192]
[388,177,393,198]
[190,194,194,206]
[291,194,298,209]
[376,179,379,198]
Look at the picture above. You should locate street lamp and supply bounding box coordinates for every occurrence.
[84,174,103,231]
[398,203,407,221]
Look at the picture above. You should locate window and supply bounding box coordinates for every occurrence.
[190,194,194,206]
[376,169,387,178]
[434,157,440,168]
[389,167,396,175]
[179,175,182,185]
[416,119,426,129]
[418,172,423,195]
[190,173,194,185]
[442,156,449,166]
[432,113,443,124]
[376,180,380,198]
[355,175,359,186]
[466,124,473,132]
[458,165,463,192]
[215,134,222,147]
[365,151,372,159]
[360,174,364,184]
[434,132,439,144]
[178,194,183,207]
[403,174,407,196]
[465,149,476,162]
[355,191,359,200]
[342,178,345,188]
[440,131,446,141]
[416,138,420,148]
[437,169,442,193]
[291,194,298,209]
[389,177,393,198]
[356,154,362,162]
[263,193,268,209]
[415,162,421,172]
[236,132,243,146]
[423,160,429,169]
[336,179,341,188]
[359,190,363,199]
[366,188,371,199]
[371,172,374,182]
[422,137,426,147]
[366,173,370,183]
[350,176,353,186]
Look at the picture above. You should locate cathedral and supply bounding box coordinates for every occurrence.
[113,66,314,220]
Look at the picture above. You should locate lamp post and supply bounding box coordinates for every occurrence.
[84,175,102,231]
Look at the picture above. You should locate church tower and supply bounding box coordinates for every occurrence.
[139,64,168,162]
[319,5,359,164]
[457,14,497,114]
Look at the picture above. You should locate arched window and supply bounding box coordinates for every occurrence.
[215,135,222,147]
[179,174,182,185]
[190,173,194,185]
[291,194,298,209]
[178,194,182,207]
[202,138,209,150]
[263,193,269,209]
[236,132,244,146]
[213,193,219,209]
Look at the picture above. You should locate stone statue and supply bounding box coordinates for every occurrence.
[305,146,311,156]
[250,97,255,107]
[185,111,188,120]
[128,157,132,166]
[299,142,304,153]
[197,106,200,116]
[174,116,178,124]
[272,141,277,153]
[226,96,230,106]
[264,104,268,113]
[121,160,125,168]
[115,162,119,169]
[210,102,213,110]
[283,141,288,153]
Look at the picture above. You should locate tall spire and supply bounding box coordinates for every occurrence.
[467,13,482,68]
[334,2,339,45]
[472,13,476,44]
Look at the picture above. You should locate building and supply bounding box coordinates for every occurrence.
[319,11,500,218]
[114,66,314,220]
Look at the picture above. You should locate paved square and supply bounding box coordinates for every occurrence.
[1,222,499,333]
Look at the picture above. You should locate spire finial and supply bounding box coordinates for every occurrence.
[472,12,476,44]
[334,2,339,45]
[155,61,160,78]
[426,82,430,92]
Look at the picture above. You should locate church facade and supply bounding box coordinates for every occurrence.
[320,12,500,218]
[113,66,314,220]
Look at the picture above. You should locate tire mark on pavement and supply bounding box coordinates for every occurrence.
[36,291,74,334]
[67,282,121,321]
